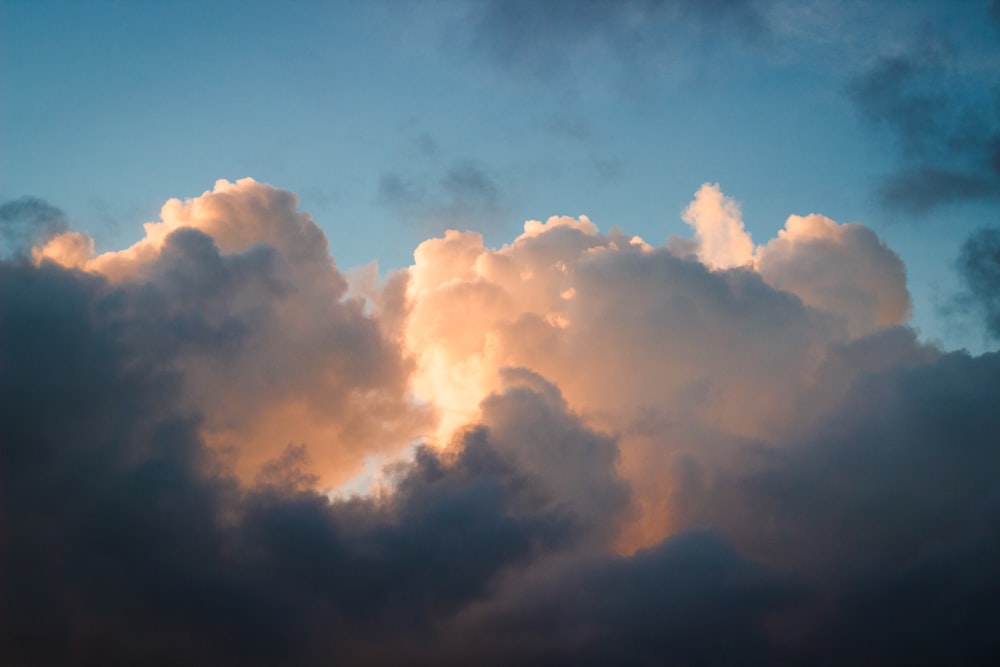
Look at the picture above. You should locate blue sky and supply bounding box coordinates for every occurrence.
[3,0,1000,349]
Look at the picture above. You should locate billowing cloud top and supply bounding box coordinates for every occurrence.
[32,178,431,487]
[4,179,999,665]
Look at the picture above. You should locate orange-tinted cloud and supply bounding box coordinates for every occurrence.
[33,179,430,488]
[9,179,1000,664]
[757,213,911,337]
[396,183,916,549]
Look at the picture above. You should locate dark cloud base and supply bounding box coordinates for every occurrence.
[3,254,1000,665]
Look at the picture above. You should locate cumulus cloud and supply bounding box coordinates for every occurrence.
[31,178,430,487]
[398,182,922,550]
[0,262,625,662]
[5,179,1000,664]
[756,213,911,337]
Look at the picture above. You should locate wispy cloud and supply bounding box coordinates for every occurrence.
[957,226,1000,338]
[378,159,505,234]
[0,197,69,257]
[464,0,771,80]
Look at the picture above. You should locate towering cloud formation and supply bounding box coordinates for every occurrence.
[399,183,915,548]
[5,179,999,664]
[31,179,430,487]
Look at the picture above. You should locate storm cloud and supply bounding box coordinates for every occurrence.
[3,179,1000,664]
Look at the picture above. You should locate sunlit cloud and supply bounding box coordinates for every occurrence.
[33,178,431,488]
[8,178,1000,664]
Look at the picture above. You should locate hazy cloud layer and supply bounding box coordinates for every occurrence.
[4,179,1000,664]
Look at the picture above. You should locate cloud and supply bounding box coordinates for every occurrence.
[464,0,771,80]
[671,347,1000,665]
[447,530,799,665]
[5,179,1000,664]
[0,196,69,257]
[957,226,1000,338]
[31,178,430,487]
[378,159,504,233]
[847,24,1000,213]
[399,183,918,550]
[756,213,911,337]
[878,167,1000,214]
[680,182,755,270]
[0,264,622,662]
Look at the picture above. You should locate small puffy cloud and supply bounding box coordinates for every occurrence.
[680,182,755,270]
[756,213,911,337]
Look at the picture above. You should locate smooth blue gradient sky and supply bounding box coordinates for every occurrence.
[3,0,999,350]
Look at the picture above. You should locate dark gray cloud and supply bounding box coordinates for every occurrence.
[4,204,1000,663]
[670,344,1000,665]
[847,19,1000,214]
[447,530,799,666]
[957,226,1000,337]
[0,197,69,256]
[879,167,999,214]
[0,259,585,664]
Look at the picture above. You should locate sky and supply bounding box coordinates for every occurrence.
[2,0,1000,664]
